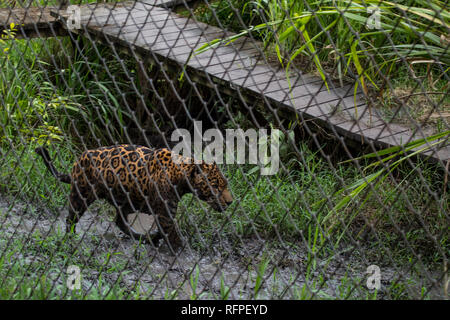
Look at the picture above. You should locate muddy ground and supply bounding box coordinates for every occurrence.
[0,195,445,299]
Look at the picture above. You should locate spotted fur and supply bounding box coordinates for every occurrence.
[35,145,233,250]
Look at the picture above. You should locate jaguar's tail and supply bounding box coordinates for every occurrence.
[35,147,71,184]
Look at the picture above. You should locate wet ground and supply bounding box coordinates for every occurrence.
[0,195,444,299]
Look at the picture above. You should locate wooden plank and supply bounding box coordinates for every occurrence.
[81,10,265,77]
[267,83,358,106]
[80,7,172,27]
[50,1,155,25]
[293,93,366,117]
[57,3,268,77]
[53,6,357,118]
[336,104,385,128]
[88,27,255,69]
[104,24,258,57]
[378,129,450,162]
[99,19,231,48]
[86,10,264,61]
[219,63,325,96]
[332,104,381,127]
[187,49,263,75]
[74,3,265,57]
[334,119,450,163]
[0,7,54,27]
[140,0,197,7]
[136,38,260,69]
[0,7,65,38]
[247,76,334,97]
[95,19,201,36]
[212,64,320,93]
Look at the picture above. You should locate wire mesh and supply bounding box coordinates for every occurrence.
[0,0,448,299]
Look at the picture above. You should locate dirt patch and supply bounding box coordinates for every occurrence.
[378,86,450,133]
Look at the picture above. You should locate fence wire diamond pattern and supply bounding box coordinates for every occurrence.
[0,0,448,300]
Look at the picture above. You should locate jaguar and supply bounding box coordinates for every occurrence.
[35,144,233,250]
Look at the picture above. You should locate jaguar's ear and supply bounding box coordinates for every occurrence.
[190,163,200,180]
[190,162,205,181]
[189,164,201,192]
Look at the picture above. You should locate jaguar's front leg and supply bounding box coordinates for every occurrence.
[155,201,183,253]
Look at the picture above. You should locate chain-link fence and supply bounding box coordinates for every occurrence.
[0,0,448,300]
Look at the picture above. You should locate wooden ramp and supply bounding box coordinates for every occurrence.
[44,0,448,164]
[0,6,66,38]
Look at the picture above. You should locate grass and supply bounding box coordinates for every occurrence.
[0,23,133,150]
[0,143,73,208]
[376,65,449,131]
[178,135,448,266]
[0,223,130,299]
[190,0,450,83]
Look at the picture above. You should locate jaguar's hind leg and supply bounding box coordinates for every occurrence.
[67,186,94,233]
[115,204,161,245]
